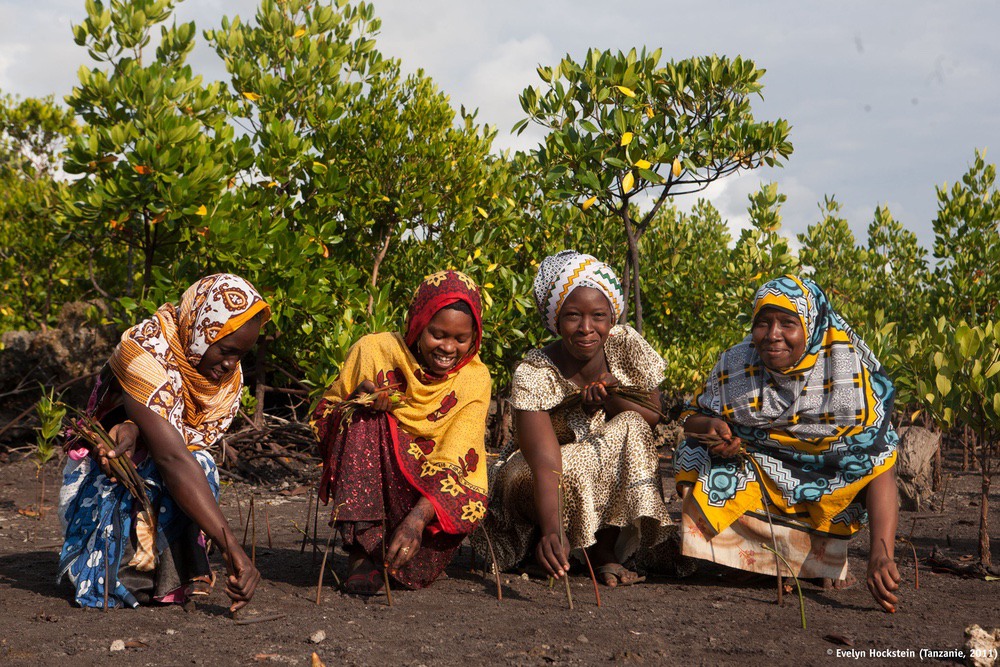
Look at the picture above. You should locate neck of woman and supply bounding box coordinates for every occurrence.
[544,341,608,387]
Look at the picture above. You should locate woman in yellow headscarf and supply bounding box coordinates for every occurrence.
[675,275,901,612]
[311,270,491,594]
[59,274,270,610]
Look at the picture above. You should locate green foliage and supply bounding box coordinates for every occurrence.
[34,387,66,471]
[0,94,82,329]
[930,149,999,325]
[519,48,793,332]
[61,0,250,302]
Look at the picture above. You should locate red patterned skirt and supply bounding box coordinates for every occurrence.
[314,408,462,589]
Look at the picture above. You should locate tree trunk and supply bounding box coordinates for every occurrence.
[367,231,393,316]
[622,213,643,334]
[979,466,992,569]
[142,216,155,292]
[620,260,631,325]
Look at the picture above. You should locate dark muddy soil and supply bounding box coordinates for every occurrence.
[0,455,996,667]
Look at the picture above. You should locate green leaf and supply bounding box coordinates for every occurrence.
[935,374,952,397]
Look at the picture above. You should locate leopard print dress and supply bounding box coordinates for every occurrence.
[477,325,676,571]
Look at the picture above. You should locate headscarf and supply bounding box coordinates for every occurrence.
[404,270,484,375]
[109,274,270,450]
[533,250,625,334]
[314,270,491,534]
[675,275,898,537]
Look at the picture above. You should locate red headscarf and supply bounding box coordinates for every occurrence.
[403,270,484,375]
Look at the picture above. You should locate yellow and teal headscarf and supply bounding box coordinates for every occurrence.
[675,275,898,537]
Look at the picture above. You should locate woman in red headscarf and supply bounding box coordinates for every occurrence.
[311,271,491,593]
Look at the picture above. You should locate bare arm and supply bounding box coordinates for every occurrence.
[122,393,259,610]
[516,409,570,578]
[864,466,901,612]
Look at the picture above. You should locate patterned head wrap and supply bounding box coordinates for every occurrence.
[109,274,270,450]
[404,270,484,375]
[533,250,624,334]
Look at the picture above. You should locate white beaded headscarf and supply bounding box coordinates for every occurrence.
[533,250,625,334]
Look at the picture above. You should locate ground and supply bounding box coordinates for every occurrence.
[0,455,996,667]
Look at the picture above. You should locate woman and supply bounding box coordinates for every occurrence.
[478,250,675,587]
[59,274,269,610]
[311,270,491,593]
[675,274,901,612]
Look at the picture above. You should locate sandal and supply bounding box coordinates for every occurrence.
[342,567,384,596]
[595,563,646,587]
[188,573,215,597]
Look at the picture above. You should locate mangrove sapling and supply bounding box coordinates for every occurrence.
[554,385,669,421]
[686,431,785,606]
[315,504,343,604]
[554,471,573,610]
[66,407,158,570]
[32,388,65,518]
[761,545,806,630]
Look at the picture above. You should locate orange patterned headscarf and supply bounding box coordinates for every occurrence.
[109,274,270,450]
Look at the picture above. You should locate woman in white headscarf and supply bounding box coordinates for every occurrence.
[477,251,675,587]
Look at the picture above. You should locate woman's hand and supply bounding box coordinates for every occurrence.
[223,542,261,613]
[536,530,571,579]
[385,514,424,572]
[385,498,435,572]
[353,379,393,412]
[866,551,901,612]
[580,373,619,410]
[685,415,743,458]
[96,421,140,482]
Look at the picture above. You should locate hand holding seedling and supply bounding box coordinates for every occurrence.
[354,380,395,412]
[535,529,571,579]
[223,540,261,613]
[96,421,140,482]
[867,548,901,613]
[580,373,619,409]
[684,415,743,458]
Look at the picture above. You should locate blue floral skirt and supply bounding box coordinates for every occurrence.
[58,450,219,608]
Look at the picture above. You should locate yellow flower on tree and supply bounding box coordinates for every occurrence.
[439,476,465,497]
[461,500,486,523]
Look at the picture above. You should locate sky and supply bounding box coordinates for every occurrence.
[1,0,997,251]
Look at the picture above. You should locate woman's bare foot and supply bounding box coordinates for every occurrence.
[821,572,858,590]
[595,562,646,587]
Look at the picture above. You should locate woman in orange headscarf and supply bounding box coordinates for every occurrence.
[59,274,269,610]
[312,271,491,594]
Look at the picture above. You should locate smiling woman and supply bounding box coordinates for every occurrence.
[675,275,901,612]
[310,271,491,595]
[58,274,270,610]
[476,251,681,588]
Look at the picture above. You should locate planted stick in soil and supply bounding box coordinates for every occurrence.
[265,502,273,549]
[580,547,602,608]
[235,490,243,528]
[221,528,240,619]
[300,493,314,554]
[104,534,110,612]
[250,494,257,566]
[381,517,393,607]
[315,504,343,604]
[744,454,783,606]
[477,525,502,602]
[762,545,806,629]
[554,472,573,610]
[242,493,253,549]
